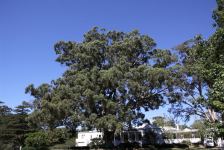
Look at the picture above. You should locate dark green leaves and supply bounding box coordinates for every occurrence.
[27,27,176,138]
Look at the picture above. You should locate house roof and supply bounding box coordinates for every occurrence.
[135,123,160,130]
[164,127,198,133]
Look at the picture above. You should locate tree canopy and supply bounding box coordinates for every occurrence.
[0,101,32,149]
[25,27,177,144]
[3,0,224,148]
[152,116,175,127]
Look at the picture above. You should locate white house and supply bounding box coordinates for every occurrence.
[76,130,103,147]
[75,123,202,147]
[75,123,164,147]
[162,126,201,144]
[119,123,163,146]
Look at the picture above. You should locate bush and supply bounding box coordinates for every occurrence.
[88,138,104,148]
[24,129,70,148]
[0,143,14,150]
[24,132,49,148]
[47,128,70,144]
[182,140,191,145]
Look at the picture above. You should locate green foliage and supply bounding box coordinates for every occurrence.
[0,101,12,116]
[213,0,224,28]
[181,140,191,146]
[0,141,14,150]
[26,27,176,145]
[167,35,210,121]
[209,72,224,111]
[152,116,175,127]
[88,138,104,148]
[24,129,70,148]
[25,131,49,147]
[191,120,206,132]
[206,2,224,133]
[47,129,71,144]
[22,146,43,150]
[169,15,224,131]
[168,0,224,123]
[0,101,32,149]
[20,0,224,145]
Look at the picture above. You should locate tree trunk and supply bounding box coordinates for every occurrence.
[206,108,217,122]
[221,113,224,125]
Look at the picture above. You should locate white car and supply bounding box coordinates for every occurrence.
[204,139,215,147]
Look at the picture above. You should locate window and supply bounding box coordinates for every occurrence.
[137,133,142,140]
[124,133,128,142]
[81,134,85,139]
[130,133,135,141]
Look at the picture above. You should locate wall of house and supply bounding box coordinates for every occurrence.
[76,131,103,147]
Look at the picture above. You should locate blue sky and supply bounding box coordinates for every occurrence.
[0,0,216,124]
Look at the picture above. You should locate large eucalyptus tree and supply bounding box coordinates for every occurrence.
[26,27,176,144]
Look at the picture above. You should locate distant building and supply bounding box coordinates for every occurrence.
[115,123,164,146]
[76,130,103,147]
[75,123,164,147]
[75,123,201,147]
[162,125,201,144]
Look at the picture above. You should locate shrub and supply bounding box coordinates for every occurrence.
[88,138,104,148]
[0,143,14,150]
[24,132,49,147]
[47,128,69,144]
[182,140,191,145]
[24,129,70,148]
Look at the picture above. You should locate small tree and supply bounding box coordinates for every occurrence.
[192,120,206,137]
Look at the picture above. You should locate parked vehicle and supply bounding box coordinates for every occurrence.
[204,138,215,148]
